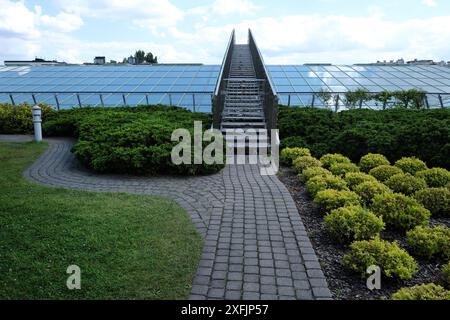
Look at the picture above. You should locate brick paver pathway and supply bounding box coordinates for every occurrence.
[1,136,332,300]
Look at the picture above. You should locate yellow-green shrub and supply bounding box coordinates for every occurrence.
[324,206,384,243]
[414,188,450,216]
[406,226,450,260]
[0,103,55,134]
[329,162,360,177]
[369,165,403,182]
[385,173,428,196]
[299,167,332,183]
[416,168,450,188]
[372,193,431,231]
[314,189,361,213]
[359,153,390,173]
[320,153,352,169]
[343,237,418,280]
[293,156,322,174]
[280,147,311,166]
[344,172,378,190]
[395,157,428,175]
[354,181,393,205]
[443,262,450,286]
[391,283,450,300]
[305,175,349,197]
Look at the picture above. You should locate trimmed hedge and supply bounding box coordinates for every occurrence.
[414,188,450,216]
[324,206,384,243]
[314,189,361,213]
[320,153,352,169]
[343,237,418,280]
[344,172,378,190]
[416,168,450,188]
[354,181,392,205]
[329,162,360,177]
[0,103,55,134]
[280,147,311,166]
[359,153,390,173]
[395,157,428,175]
[369,165,403,182]
[278,107,450,169]
[391,283,450,300]
[372,193,431,231]
[385,173,428,196]
[305,175,349,197]
[299,167,333,183]
[406,226,450,260]
[292,156,322,174]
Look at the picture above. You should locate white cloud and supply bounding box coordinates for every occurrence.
[422,0,437,7]
[40,11,84,33]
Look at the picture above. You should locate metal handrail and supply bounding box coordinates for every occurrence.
[214,30,235,97]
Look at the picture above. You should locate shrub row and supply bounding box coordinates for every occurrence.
[0,103,55,134]
[390,283,450,300]
[278,107,450,169]
[406,226,450,260]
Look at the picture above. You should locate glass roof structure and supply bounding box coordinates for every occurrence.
[1,63,450,111]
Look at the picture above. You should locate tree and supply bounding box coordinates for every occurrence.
[344,88,372,109]
[145,52,158,64]
[134,50,146,64]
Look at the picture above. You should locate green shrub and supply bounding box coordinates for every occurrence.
[385,173,428,195]
[344,172,378,190]
[416,168,450,188]
[324,206,384,243]
[443,262,450,286]
[395,157,428,175]
[329,162,360,177]
[292,156,322,174]
[391,283,450,300]
[320,153,352,169]
[406,226,450,260]
[314,189,361,213]
[280,147,311,166]
[354,181,393,205]
[359,153,390,173]
[414,188,450,216]
[280,136,308,150]
[305,175,349,197]
[299,167,333,183]
[0,103,55,134]
[343,237,418,280]
[369,165,403,182]
[372,193,431,231]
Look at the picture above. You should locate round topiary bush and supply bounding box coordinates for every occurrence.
[305,175,349,197]
[443,262,450,286]
[385,173,428,196]
[414,188,450,216]
[395,157,428,175]
[372,193,431,231]
[369,165,403,182]
[343,237,418,280]
[406,226,450,260]
[324,206,384,243]
[280,147,311,166]
[292,156,322,174]
[329,162,360,177]
[344,172,378,190]
[391,283,450,300]
[354,181,393,205]
[299,167,333,183]
[359,153,390,173]
[320,153,352,169]
[416,168,450,188]
[314,189,361,213]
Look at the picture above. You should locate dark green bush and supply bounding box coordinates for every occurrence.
[0,103,55,134]
[385,173,428,196]
[320,153,352,169]
[324,206,384,243]
[359,153,390,173]
[416,168,450,188]
[278,107,450,169]
[314,189,361,213]
[406,226,450,260]
[299,167,333,183]
[369,165,403,182]
[354,181,392,205]
[343,237,417,280]
[329,162,360,177]
[395,157,428,175]
[292,156,322,174]
[280,147,311,166]
[344,172,378,190]
[414,188,450,216]
[305,175,349,197]
[372,193,431,231]
[391,283,450,300]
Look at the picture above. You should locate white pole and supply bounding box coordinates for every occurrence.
[32,105,42,142]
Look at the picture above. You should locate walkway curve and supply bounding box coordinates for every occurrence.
[2,136,332,300]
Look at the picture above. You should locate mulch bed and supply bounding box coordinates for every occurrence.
[278,166,449,300]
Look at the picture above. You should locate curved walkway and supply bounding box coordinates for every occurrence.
[1,135,332,300]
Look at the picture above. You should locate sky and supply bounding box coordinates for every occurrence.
[0,0,450,65]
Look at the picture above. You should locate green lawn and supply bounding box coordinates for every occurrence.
[0,142,203,300]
